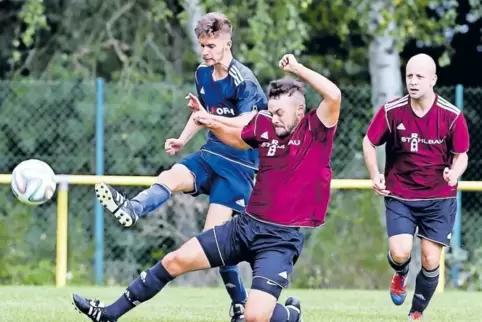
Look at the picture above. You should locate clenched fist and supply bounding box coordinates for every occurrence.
[279,54,301,74]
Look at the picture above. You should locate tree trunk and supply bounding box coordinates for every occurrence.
[368,31,403,176]
[368,35,403,111]
[183,0,204,60]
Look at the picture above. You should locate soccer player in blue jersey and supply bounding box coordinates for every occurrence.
[73,54,340,322]
[93,12,267,322]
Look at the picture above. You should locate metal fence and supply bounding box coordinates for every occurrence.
[0,80,480,289]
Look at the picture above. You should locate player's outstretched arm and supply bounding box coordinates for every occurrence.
[193,113,250,150]
[279,54,341,127]
[210,111,256,128]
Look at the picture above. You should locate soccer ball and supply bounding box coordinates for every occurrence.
[11,159,57,206]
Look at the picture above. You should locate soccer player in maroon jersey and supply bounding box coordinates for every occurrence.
[71,54,341,322]
[363,53,470,320]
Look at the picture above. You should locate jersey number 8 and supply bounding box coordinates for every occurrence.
[267,145,277,156]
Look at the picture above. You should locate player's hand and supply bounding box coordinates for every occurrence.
[443,167,458,186]
[279,54,300,74]
[164,138,184,156]
[185,93,206,113]
[371,173,390,196]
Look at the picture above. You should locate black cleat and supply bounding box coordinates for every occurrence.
[95,182,139,227]
[285,297,303,322]
[230,302,246,322]
[72,294,117,322]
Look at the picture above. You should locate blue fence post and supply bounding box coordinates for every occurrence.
[451,84,464,286]
[95,78,105,285]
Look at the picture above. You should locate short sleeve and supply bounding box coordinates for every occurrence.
[241,112,271,148]
[307,109,337,142]
[366,106,390,146]
[236,80,267,114]
[450,113,470,153]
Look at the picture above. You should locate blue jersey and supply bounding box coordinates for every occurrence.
[195,59,267,169]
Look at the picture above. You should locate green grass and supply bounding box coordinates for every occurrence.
[0,286,480,321]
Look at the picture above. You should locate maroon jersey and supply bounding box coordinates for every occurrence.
[366,94,470,200]
[241,109,337,227]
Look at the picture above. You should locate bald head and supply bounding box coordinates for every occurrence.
[405,54,437,100]
[407,54,437,75]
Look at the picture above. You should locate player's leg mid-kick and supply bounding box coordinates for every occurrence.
[72,218,232,322]
[72,206,303,322]
[95,163,193,227]
[95,12,269,322]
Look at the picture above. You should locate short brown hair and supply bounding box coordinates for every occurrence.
[195,12,232,38]
[267,77,305,100]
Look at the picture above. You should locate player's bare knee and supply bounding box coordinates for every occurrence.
[421,250,441,269]
[161,251,184,276]
[389,247,411,263]
[161,249,195,276]
[420,239,443,269]
[162,237,211,276]
[388,234,413,262]
[156,164,194,192]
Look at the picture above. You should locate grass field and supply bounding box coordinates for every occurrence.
[0,286,481,321]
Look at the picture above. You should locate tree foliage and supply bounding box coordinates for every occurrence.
[1,0,479,83]
[303,0,479,78]
[1,0,310,85]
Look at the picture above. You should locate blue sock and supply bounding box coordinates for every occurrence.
[131,183,171,217]
[270,303,299,322]
[219,265,247,303]
[105,262,174,319]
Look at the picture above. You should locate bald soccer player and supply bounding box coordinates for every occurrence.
[362,53,470,320]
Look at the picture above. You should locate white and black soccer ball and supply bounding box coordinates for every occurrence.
[11,159,57,206]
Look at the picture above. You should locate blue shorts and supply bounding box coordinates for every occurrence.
[197,213,304,299]
[385,197,457,247]
[178,151,255,213]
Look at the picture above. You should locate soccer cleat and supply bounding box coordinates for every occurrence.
[285,297,303,322]
[390,272,407,305]
[408,311,423,320]
[95,182,138,227]
[229,302,246,322]
[72,294,117,322]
